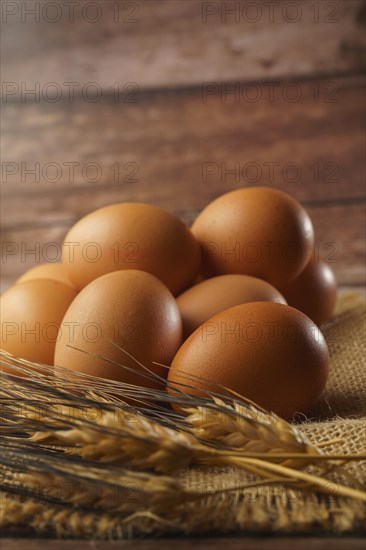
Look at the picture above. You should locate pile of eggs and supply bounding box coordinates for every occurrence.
[1,187,337,419]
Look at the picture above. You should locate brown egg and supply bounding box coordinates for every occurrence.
[17,263,75,288]
[62,203,201,295]
[279,259,337,326]
[191,187,314,287]
[0,280,78,369]
[55,270,183,393]
[168,302,329,420]
[177,274,287,338]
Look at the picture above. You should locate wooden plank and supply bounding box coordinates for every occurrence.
[1,1,365,91]
[1,204,364,290]
[2,537,366,550]
[1,77,365,227]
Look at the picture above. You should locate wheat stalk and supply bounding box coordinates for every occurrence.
[22,405,366,501]
[0,493,178,538]
[184,398,319,467]
[25,396,363,476]
[0,440,203,515]
[1,440,291,520]
[31,410,200,474]
[1,352,365,508]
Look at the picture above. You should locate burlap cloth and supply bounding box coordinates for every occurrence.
[1,292,365,538]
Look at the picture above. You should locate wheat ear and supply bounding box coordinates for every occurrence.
[1,354,365,503]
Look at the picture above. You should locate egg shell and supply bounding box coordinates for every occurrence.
[191,187,314,287]
[168,301,329,420]
[177,274,287,338]
[17,263,75,288]
[62,202,201,295]
[0,280,78,369]
[54,270,183,393]
[280,259,337,326]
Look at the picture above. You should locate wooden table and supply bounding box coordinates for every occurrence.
[2,536,366,550]
[1,0,365,545]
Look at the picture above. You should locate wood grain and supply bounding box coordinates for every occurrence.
[2,537,366,550]
[1,1,365,91]
[1,75,365,289]
[1,76,365,228]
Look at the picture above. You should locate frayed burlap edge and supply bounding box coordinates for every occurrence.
[1,489,365,538]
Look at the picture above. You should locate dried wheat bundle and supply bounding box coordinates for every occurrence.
[1,350,365,523]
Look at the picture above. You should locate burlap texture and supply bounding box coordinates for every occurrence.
[2,293,365,537]
[175,293,366,536]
